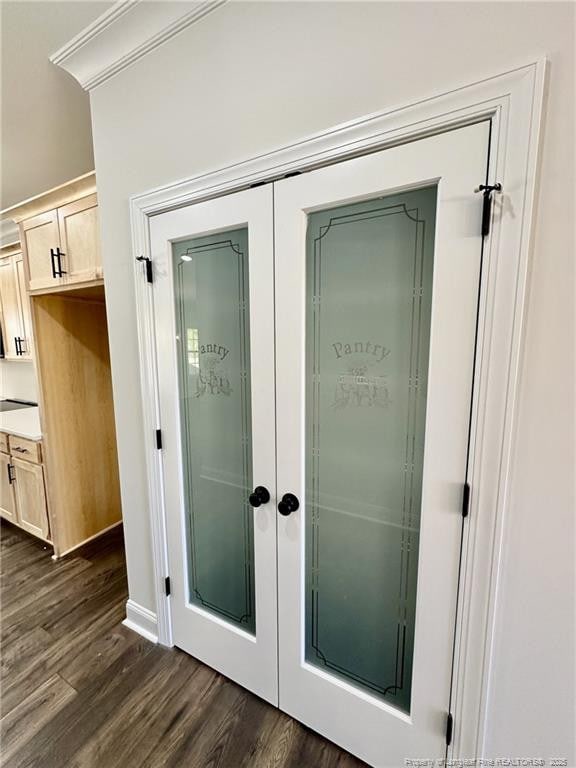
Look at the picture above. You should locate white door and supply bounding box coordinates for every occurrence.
[274,122,490,765]
[150,186,278,704]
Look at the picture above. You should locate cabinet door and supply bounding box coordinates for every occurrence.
[15,254,33,358]
[0,453,17,523]
[12,457,49,540]
[0,256,23,359]
[21,210,62,291]
[57,194,102,285]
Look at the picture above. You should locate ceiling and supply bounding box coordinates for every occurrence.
[1,1,114,215]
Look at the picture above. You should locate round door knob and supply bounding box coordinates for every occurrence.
[249,486,270,508]
[278,492,299,516]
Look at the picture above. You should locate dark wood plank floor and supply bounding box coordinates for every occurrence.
[1,522,365,768]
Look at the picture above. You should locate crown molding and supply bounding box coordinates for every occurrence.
[1,171,97,224]
[51,0,228,92]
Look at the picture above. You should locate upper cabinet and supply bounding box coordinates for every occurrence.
[21,210,62,291]
[3,172,101,296]
[57,194,102,285]
[0,243,33,360]
[22,194,101,292]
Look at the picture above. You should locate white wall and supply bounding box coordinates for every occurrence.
[0,1,112,209]
[89,2,574,760]
[0,361,38,402]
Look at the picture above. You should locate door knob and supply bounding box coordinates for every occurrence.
[249,486,270,507]
[278,493,299,516]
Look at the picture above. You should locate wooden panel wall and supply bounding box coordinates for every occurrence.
[32,290,121,555]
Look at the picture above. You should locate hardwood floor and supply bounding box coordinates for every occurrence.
[1,522,365,768]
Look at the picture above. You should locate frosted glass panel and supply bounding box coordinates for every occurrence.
[173,228,255,634]
[305,187,437,712]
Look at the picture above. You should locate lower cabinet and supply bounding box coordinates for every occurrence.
[12,457,49,539]
[0,452,17,523]
[0,433,50,542]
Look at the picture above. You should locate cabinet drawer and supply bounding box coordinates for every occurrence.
[9,435,42,463]
[0,433,8,454]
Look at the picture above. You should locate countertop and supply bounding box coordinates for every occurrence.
[0,407,42,441]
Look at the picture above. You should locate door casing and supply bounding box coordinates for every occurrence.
[129,60,546,760]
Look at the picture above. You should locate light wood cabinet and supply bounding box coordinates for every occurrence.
[0,452,17,524]
[57,194,102,285]
[21,197,102,293]
[1,172,121,557]
[33,291,121,554]
[9,434,42,463]
[0,432,50,541]
[7,172,101,295]
[15,253,33,357]
[21,210,62,292]
[12,457,49,540]
[0,244,33,360]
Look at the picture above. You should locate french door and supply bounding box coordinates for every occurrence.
[150,121,490,766]
[151,188,278,703]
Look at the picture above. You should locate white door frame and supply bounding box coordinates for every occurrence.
[130,60,546,760]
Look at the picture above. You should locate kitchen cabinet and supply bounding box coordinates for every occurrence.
[0,432,49,540]
[9,172,101,295]
[15,253,33,356]
[1,171,121,557]
[57,194,102,285]
[0,243,33,360]
[0,451,17,524]
[20,210,62,292]
[32,290,121,554]
[12,457,49,540]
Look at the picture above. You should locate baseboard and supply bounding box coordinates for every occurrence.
[122,599,158,643]
[52,520,123,559]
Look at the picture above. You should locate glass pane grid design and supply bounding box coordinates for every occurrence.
[173,228,255,634]
[305,188,437,713]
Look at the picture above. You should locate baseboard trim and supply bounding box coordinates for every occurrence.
[122,599,158,643]
[52,520,123,560]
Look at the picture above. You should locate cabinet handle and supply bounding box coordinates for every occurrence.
[7,463,14,484]
[54,248,67,277]
[12,446,28,453]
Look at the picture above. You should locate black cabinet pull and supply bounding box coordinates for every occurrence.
[249,486,271,508]
[278,493,299,516]
[54,247,67,277]
[7,463,14,484]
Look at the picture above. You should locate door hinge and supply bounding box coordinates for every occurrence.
[445,712,454,746]
[164,576,171,596]
[474,183,502,237]
[462,482,471,518]
[136,255,153,283]
[155,429,162,450]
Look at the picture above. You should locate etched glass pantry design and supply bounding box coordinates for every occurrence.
[173,228,255,634]
[152,120,491,764]
[305,187,437,713]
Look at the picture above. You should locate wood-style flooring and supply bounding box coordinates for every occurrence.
[1,522,365,768]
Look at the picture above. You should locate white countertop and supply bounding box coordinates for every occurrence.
[0,407,42,441]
